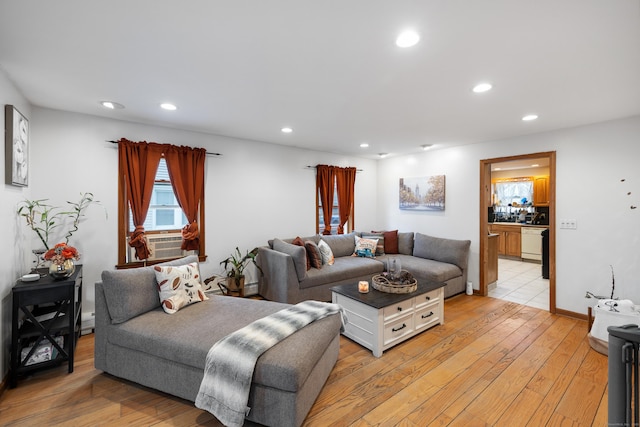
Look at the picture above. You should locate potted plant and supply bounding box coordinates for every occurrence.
[220,247,263,296]
[17,192,105,268]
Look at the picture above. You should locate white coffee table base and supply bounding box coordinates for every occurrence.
[331,282,444,357]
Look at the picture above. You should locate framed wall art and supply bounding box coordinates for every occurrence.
[399,175,445,211]
[5,104,29,186]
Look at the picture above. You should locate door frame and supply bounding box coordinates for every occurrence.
[479,151,557,313]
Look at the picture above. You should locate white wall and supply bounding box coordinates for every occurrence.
[27,107,379,321]
[377,115,640,315]
[0,69,33,378]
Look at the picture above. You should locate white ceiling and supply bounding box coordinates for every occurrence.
[1,0,639,160]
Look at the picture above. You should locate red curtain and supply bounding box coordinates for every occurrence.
[316,165,335,235]
[118,139,163,260]
[335,167,356,234]
[164,145,206,250]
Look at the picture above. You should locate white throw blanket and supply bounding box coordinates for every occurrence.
[195,300,345,427]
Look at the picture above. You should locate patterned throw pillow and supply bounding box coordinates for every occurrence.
[305,241,323,269]
[361,233,385,256]
[154,262,208,314]
[353,235,378,258]
[318,239,335,265]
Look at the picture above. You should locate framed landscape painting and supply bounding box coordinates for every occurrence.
[399,175,445,211]
[5,104,29,186]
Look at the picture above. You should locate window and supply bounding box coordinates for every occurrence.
[316,181,354,235]
[117,140,206,267]
[128,160,187,232]
[492,177,534,220]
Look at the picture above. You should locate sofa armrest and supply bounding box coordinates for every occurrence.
[94,281,111,371]
[257,247,302,303]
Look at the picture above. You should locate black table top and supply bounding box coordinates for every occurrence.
[331,280,445,309]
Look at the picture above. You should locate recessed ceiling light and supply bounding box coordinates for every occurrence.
[360,143,369,148]
[160,103,177,111]
[472,83,493,93]
[522,114,538,121]
[421,144,434,150]
[281,127,293,133]
[100,101,124,109]
[396,30,420,48]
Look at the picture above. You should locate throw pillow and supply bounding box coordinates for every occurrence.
[292,236,311,270]
[318,239,335,265]
[353,235,378,258]
[305,240,323,269]
[372,229,399,254]
[154,262,208,314]
[361,232,385,256]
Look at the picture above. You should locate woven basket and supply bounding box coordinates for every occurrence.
[372,271,417,294]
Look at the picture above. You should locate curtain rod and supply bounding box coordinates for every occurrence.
[305,165,363,172]
[107,140,222,156]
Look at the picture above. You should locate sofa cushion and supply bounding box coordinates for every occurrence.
[382,254,463,283]
[107,295,341,392]
[353,235,378,258]
[317,239,335,265]
[372,229,398,254]
[322,232,357,257]
[299,256,383,289]
[413,232,471,270]
[101,255,199,324]
[154,262,208,314]
[305,241,323,269]
[273,238,307,281]
[398,232,415,255]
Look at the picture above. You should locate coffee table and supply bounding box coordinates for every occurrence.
[331,281,445,357]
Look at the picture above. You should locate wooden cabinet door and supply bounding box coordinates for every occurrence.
[534,177,549,206]
[505,230,521,257]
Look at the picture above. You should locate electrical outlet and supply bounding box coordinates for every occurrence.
[560,219,577,229]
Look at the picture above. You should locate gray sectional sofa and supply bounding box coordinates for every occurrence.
[257,231,471,304]
[94,255,342,427]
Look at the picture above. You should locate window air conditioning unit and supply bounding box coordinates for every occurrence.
[129,232,194,261]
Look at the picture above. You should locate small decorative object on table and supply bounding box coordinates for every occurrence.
[358,280,369,293]
[44,243,80,279]
[372,270,417,294]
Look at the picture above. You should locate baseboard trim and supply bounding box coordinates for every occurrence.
[555,308,588,321]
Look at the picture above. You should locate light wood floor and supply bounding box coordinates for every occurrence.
[0,295,608,426]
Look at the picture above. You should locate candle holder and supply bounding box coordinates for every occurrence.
[358,280,369,293]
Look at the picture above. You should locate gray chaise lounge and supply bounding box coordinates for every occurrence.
[94,255,342,427]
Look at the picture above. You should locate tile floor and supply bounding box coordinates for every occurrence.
[488,258,549,311]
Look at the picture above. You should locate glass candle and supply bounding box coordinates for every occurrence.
[358,281,369,293]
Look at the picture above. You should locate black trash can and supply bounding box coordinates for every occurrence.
[541,228,549,279]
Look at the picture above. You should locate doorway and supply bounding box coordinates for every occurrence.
[479,152,556,313]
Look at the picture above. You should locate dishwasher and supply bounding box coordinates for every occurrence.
[521,227,546,261]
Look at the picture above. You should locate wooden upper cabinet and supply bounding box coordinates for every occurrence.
[533,176,550,206]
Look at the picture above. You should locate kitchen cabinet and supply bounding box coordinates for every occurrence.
[489,224,521,258]
[533,176,549,206]
[487,234,499,284]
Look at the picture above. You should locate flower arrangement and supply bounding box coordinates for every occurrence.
[44,243,80,265]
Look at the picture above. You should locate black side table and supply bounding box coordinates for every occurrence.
[10,266,82,387]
